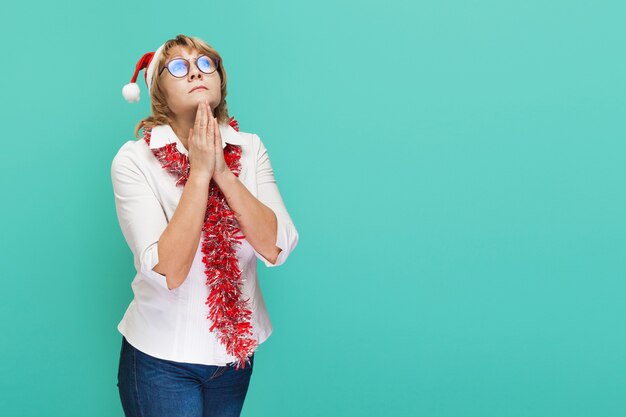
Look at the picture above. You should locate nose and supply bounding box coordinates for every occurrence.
[188,62,203,80]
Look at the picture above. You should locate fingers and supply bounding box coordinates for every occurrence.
[207,102,216,126]
[194,101,208,146]
[191,101,218,150]
[203,103,219,148]
[207,102,214,148]
[194,101,205,131]
[212,116,221,149]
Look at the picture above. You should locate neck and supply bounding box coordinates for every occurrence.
[169,110,217,150]
[169,114,195,150]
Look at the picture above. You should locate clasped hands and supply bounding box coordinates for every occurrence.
[187,100,232,183]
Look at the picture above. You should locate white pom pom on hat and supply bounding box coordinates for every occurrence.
[122,82,140,102]
[122,44,165,103]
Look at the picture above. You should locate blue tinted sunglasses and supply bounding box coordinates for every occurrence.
[159,55,219,78]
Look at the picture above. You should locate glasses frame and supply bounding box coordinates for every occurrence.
[158,55,220,78]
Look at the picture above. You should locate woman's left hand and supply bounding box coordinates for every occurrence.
[211,114,231,182]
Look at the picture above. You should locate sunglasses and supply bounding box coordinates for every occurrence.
[158,55,219,78]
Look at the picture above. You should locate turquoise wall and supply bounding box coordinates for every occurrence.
[1,0,625,416]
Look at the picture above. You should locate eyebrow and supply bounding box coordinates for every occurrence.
[169,53,208,59]
[170,55,199,60]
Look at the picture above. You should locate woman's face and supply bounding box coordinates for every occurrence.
[158,46,222,117]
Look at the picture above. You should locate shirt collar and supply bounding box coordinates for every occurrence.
[148,122,242,154]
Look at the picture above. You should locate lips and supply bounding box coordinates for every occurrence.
[189,86,208,93]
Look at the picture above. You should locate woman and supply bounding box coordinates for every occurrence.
[112,34,299,417]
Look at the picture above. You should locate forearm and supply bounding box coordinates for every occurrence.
[153,171,211,289]
[215,171,280,264]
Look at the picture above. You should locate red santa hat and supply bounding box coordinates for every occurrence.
[122,44,166,103]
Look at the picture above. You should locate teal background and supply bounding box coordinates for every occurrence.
[1,0,625,416]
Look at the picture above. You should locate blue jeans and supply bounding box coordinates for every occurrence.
[117,336,254,417]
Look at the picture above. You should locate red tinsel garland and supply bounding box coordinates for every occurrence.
[142,117,257,370]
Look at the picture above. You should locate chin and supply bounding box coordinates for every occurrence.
[191,94,218,107]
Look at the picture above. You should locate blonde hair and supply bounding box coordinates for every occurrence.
[134,34,231,139]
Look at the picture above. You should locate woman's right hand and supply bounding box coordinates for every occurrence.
[187,100,215,180]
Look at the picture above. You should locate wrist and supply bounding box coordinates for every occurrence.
[213,169,235,186]
[189,170,213,184]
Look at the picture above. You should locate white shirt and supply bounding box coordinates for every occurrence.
[110,122,299,366]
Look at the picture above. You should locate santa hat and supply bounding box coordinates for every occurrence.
[122,44,165,103]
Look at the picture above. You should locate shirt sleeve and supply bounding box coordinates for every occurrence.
[111,145,171,290]
[251,134,299,267]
